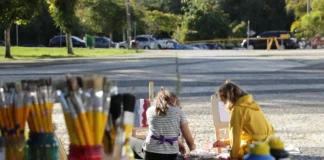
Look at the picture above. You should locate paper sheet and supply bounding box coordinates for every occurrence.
[218,101,230,122]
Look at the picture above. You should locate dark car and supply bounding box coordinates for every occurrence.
[203,43,225,50]
[241,31,299,49]
[94,36,116,48]
[49,35,86,48]
[0,40,4,46]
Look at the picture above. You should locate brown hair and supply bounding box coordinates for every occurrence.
[217,80,247,110]
[155,90,174,116]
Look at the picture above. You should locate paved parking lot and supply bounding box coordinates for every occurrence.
[1,50,324,159]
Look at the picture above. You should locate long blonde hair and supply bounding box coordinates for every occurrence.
[155,90,174,116]
[217,80,247,110]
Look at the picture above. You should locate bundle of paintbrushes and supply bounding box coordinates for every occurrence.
[0,82,31,160]
[22,79,58,160]
[57,75,111,160]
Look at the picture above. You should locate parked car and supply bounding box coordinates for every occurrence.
[190,43,209,50]
[116,41,129,49]
[94,36,117,48]
[214,43,225,49]
[131,35,158,49]
[165,40,180,49]
[241,31,299,49]
[0,40,4,46]
[49,35,86,48]
[177,44,200,50]
[155,38,176,49]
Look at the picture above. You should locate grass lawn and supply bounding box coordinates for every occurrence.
[0,47,140,61]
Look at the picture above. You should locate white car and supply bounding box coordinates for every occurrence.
[131,35,158,49]
[116,41,129,49]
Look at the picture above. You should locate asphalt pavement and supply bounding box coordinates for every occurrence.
[1,49,324,159]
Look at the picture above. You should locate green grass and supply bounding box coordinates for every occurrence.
[0,47,141,61]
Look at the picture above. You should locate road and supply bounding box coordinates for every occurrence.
[1,50,324,159]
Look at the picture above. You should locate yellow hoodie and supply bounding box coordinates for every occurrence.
[227,94,274,159]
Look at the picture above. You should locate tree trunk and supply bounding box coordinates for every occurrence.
[109,32,113,48]
[66,31,74,54]
[4,22,13,59]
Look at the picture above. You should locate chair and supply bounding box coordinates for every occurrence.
[211,94,230,153]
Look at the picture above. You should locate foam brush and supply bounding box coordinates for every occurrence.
[121,94,136,158]
[105,94,122,154]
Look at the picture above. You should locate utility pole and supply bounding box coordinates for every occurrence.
[125,0,132,49]
[16,24,18,46]
[247,20,250,49]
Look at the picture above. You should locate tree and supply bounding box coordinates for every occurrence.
[0,0,42,58]
[48,0,78,54]
[135,0,183,14]
[77,0,126,45]
[176,0,230,41]
[287,0,324,38]
[218,0,294,35]
[143,10,180,35]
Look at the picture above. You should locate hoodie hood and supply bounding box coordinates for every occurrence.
[234,94,260,111]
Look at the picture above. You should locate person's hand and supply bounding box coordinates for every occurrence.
[189,143,196,151]
[179,143,186,155]
[213,140,227,148]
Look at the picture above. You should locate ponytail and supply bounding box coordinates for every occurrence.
[155,90,173,116]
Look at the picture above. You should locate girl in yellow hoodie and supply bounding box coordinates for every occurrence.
[213,81,274,160]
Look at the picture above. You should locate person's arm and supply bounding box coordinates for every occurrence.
[229,109,244,159]
[181,123,196,151]
[179,109,196,151]
[178,139,186,154]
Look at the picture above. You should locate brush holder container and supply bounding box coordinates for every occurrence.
[25,132,58,160]
[68,145,103,160]
[5,136,25,160]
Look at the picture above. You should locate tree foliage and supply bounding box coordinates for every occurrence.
[143,10,180,35]
[77,0,126,36]
[135,0,182,14]
[47,0,78,54]
[287,0,324,38]
[0,0,42,58]
[218,0,294,35]
[176,0,230,41]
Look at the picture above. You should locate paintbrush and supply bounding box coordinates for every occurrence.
[91,76,105,145]
[14,82,24,137]
[37,79,50,133]
[68,77,94,146]
[104,94,122,154]
[66,95,86,146]
[57,91,79,145]
[121,93,136,159]
[45,78,54,132]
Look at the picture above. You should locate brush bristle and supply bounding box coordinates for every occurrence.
[110,94,123,120]
[76,77,83,89]
[123,94,136,112]
[93,76,104,90]
[69,77,79,91]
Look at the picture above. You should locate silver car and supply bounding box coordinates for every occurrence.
[131,35,158,49]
